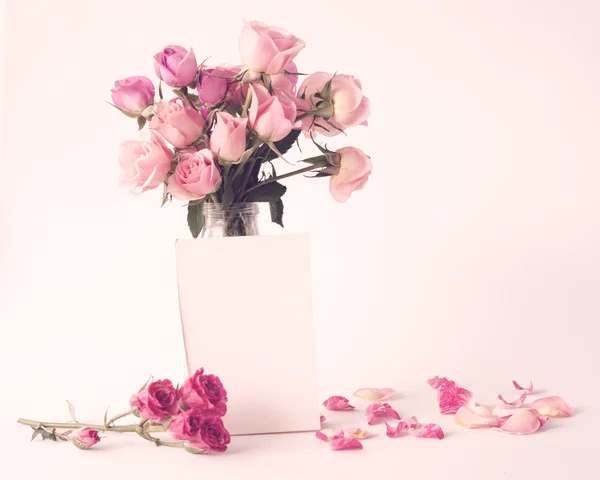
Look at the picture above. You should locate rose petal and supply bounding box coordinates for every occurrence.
[365,402,401,425]
[498,392,528,407]
[438,380,474,414]
[315,431,328,442]
[455,406,499,429]
[353,388,395,401]
[513,380,534,393]
[385,422,403,438]
[344,427,369,439]
[427,376,448,389]
[492,405,524,418]
[400,416,419,429]
[493,409,543,435]
[322,396,355,411]
[320,414,326,424]
[529,396,573,417]
[409,424,444,439]
[316,430,363,450]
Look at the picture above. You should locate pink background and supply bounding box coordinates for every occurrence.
[1,0,599,478]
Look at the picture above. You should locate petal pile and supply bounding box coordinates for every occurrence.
[386,416,445,440]
[365,402,400,425]
[353,388,395,401]
[455,405,500,429]
[322,396,355,411]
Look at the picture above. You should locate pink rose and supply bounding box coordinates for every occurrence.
[197,67,237,106]
[298,72,370,136]
[329,147,373,203]
[153,45,197,87]
[110,76,155,114]
[168,149,221,201]
[209,112,248,163]
[239,21,305,75]
[150,99,205,148]
[248,84,298,141]
[130,379,181,422]
[271,61,298,92]
[180,368,227,417]
[118,131,173,194]
[73,428,100,449]
[169,410,230,453]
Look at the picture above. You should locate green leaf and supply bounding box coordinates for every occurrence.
[246,182,286,203]
[106,101,139,118]
[137,116,146,131]
[103,408,109,427]
[31,426,57,442]
[66,400,77,422]
[158,81,163,100]
[187,201,205,238]
[184,444,206,454]
[263,130,301,163]
[269,199,284,227]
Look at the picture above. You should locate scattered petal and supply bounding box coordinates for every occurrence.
[530,396,573,417]
[316,430,363,450]
[498,392,528,407]
[438,380,474,414]
[344,427,369,439]
[492,405,523,418]
[322,396,355,411]
[400,416,419,429]
[353,388,395,401]
[320,414,326,424]
[427,376,448,389]
[493,409,543,435]
[455,406,499,429]
[538,415,549,428]
[513,380,534,393]
[385,421,403,438]
[365,402,401,425]
[409,423,444,439]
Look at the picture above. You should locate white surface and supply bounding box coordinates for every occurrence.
[2,0,600,478]
[176,234,320,435]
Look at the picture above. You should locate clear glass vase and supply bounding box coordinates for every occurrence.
[200,202,260,238]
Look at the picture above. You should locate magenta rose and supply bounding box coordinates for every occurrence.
[150,99,205,148]
[130,379,180,422]
[209,112,248,163]
[248,84,298,142]
[110,76,155,114]
[298,72,370,136]
[118,131,173,194]
[73,428,100,449]
[239,21,305,75]
[180,368,227,416]
[169,410,230,453]
[329,147,372,202]
[168,149,221,201]
[153,45,197,87]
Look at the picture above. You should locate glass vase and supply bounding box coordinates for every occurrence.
[201,202,260,238]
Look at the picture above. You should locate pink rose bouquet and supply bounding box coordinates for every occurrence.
[110,20,372,238]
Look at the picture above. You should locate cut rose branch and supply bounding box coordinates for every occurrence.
[17,369,230,455]
[109,20,372,238]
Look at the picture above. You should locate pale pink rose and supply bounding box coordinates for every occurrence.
[73,428,100,449]
[153,45,197,87]
[248,84,298,141]
[276,88,312,130]
[239,21,305,75]
[118,131,173,194]
[150,99,205,148]
[298,72,370,137]
[329,147,373,203]
[130,379,180,422]
[270,61,298,92]
[110,76,155,114]
[209,112,248,163]
[168,149,221,201]
[196,67,234,106]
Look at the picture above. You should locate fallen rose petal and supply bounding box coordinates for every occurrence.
[322,396,355,411]
[365,402,401,425]
[400,416,419,429]
[513,380,534,393]
[455,406,499,429]
[315,431,328,442]
[320,414,326,424]
[409,423,444,439]
[438,380,474,414]
[344,427,369,439]
[538,415,549,427]
[493,409,543,435]
[498,392,528,407]
[427,376,448,389]
[530,396,573,417]
[316,430,363,450]
[385,421,403,438]
[492,405,525,418]
[353,388,395,401]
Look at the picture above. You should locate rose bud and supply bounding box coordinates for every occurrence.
[154,45,198,87]
[118,131,173,194]
[130,379,180,422]
[72,428,100,450]
[329,147,373,202]
[110,76,155,115]
[248,84,299,142]
[150,99,205,148]
[239,21,305,75]
[196,67,235,106]
[167,149,222,201]
[209,112,248,164]
[169,410,231,453]
[180,368,228,417]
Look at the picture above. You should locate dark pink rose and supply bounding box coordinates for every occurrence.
[180,368,227,416]
[73,428,100,449]
[130,379,180,422]
[196,67,233,106]
[169,410,230,453]
[110,76,155,114]
[153,45,197,87]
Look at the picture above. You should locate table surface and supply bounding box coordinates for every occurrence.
[3,382,595,480]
